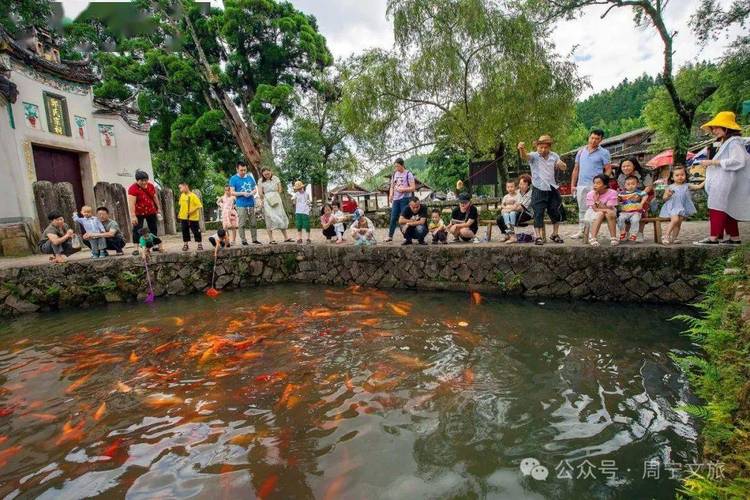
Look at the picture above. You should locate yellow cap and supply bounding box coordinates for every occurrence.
[701,111,742,132]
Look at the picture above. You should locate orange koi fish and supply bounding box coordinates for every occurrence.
[304,308,334,319]
[144,393,183,408]
[463,368,475,384]
[0,436,6,445]
[129,351,140,363]
[229,336,265,350]
[257,474,278,499]
[93,402,106,421]
[277,383,300,409]
[198,348,214,365]
[387,303,409,316]
[153,341,180,354]
[239,351,263,361]
[0,406,16,417]
[56,420,85,446]
[29,413,57,423]
[65,373,92,394]
[227,433,255,446]
[0,445,22,467]
[359,318,380,327]
[116,381,132,393]
[255,372,287,383]
[103,437,124,458]
[470,291,482,305]
[388,352,428,370]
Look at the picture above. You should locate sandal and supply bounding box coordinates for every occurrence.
[306,239,312,245]
[550,234,564,244]
[588,237,600,247]
[610,238,619,246]
[661,237,671,245]
[534,237,544,246]
[182,244,189,251]
[384,237,393,243]
[284,238,294,243]
[269,240,278,245]
[296,239,303,245]
[629,234,637,242]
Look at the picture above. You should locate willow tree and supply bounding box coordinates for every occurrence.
[339,0,583,193]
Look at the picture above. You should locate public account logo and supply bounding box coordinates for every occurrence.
[520,458,549,481]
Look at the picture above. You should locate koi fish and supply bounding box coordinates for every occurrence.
[387,303,409,316]
[255,372,287,383]
[463,368,475,384]
[324,476,346,500]
[116,381,133,393]
[0,445,22,467]
[93,402,106,421]
[457,321,469,327]
[304,308,334,319]
[359,318,380,327]
[239,351,263,361]
[103,437,124,458]
[144,393,183,408]
[277,384,300,409]
[226,320,245,332]
[257,474,278,499]
[153,341,180,354]
[56,419,85,446]
[470,291,482,305]
[0,436,6,445]
[388,352,428,369]
[65,373,92,394]
[0,406,15,417]
[228,433,255,446]
[228,336,265,350]
[29,413,58,423]
[129,351,140,363]
[199,348,214,365]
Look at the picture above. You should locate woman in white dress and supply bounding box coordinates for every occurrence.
[258,168,291,244]
[693,111,750,246]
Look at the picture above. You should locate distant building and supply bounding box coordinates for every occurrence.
[0,27,153,241]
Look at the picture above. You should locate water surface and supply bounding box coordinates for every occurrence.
[0,285,698,499]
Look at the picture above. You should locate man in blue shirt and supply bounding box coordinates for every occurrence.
[229,161,260,245]
[570,129,612,238]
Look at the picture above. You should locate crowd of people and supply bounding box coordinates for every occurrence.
[36,111,747,262]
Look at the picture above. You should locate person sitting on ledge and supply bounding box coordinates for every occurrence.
[398,196,429,245]
[38,211,78,263]
[350,209,376,246]
[446,193,479,243]
[82,207,126,256]
[496,174,533,244]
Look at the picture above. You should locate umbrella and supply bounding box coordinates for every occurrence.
[646,149,696,169]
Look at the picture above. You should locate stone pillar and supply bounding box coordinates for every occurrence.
[33,181,58,229]
[191,189,206,232]
[94,182,133,243]
[160,187,177,235]
[53,182,77,230]
[154,186,166,236]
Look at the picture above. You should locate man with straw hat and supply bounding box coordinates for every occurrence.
[517,134,567,245]
[693,111,749,245]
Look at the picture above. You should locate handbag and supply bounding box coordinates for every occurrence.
[266,191,281,208]
[71,234,83,250]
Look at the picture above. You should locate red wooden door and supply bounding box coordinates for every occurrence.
[32,146,85,207]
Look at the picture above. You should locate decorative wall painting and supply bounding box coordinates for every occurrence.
[74,116,87,139]
[98,124,116,147]
[23,102,41,130]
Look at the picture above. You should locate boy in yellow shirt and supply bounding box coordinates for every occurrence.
[178,182,204,251]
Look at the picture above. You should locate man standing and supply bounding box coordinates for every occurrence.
[82,207,126,255]
[517,135,567,245]
[398,196,428,245]
[229,161,261,245]
[385,158,416,243]
[570,129,612,239]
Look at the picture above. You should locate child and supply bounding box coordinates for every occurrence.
[178,182,203,251]
[617,175,647,242]
[429,209,447,244]
[585,174,619,246]
[499,180,521,242]
[208,229,230,256]
[138,227,162,260]
[292,181,311,244]
[217,185,238,244]
[320,204,337,242]
[659,166,702,245]
[350,209,376,246]
[72,206,107,258]
[332,203,346,242]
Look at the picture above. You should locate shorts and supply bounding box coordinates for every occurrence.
[295,213,311,231]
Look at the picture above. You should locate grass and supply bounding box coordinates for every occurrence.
[673,246,750,498]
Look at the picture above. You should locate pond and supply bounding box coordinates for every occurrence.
[0,285,699,499]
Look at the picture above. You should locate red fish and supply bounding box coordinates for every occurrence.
[257,474,278,498]
[463,368,475,384]
[470,291,482,305]
[153,341,179,354]
[56,420,85,446]
[93,402,106,421]
[387,303,409,316]
[129,351,140,363]
[0,445,22,467]
[324,476,347,500]
[103,437,124,458]
[65,373,92,394]
[255,372,287,383]
[0,406,15,417]
[29,413,58,423]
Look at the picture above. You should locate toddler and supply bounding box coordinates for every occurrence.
[659,166,703,245]
[499,180,521,242]
[617,176,646,242]
[585,174,619,246]
[73,206,107,258]
[138,227,162,260]
[292,181,311,244]
[428,209,447,244]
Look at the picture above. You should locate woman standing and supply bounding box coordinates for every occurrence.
[217,185,238,244]
[694,111,749,245]
[127,170,161,256]
[258,168,291,244]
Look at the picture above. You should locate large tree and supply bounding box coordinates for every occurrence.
[340,0,584,193]
[531,0,723,162]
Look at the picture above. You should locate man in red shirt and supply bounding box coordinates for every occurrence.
[127,170,162,256]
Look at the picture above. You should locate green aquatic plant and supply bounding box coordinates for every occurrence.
[674,246,750,498]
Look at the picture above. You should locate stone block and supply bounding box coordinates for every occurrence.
[215,275,233,289]
[167,278,185,295]
[624,277,649,297]
[5,295,39,314]
[669,279,696,302]
[1,237,33,257]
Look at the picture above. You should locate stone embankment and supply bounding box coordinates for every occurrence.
[0,245,731,317]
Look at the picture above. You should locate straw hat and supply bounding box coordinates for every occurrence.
[293,180,305,191]
[701,111,742,132]
[533,134,554,146]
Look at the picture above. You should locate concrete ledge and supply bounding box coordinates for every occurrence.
[0,244,733,317]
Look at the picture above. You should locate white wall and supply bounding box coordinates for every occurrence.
[1,61,154,225]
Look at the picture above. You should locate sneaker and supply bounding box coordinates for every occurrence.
[252,240,262,245]
[569,231,583,239]
[132,250,140,256]
[116,250,124,256]
[473,237,481,243]
[629,234,638,243]
[619,232,627,241]
[197,244,203,251]
[306,239,312,245]
[636,232,645,243]
[693,238,719,246]
[719,239,742,245]
[182,244,189,252]
[402,240,413,246]
[296,239,303,244]
[241,241,249,246]
[418,240,427,245]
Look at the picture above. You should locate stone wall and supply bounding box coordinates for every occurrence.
[0,245,731,317]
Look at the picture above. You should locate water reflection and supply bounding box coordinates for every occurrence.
[0,286,698,499]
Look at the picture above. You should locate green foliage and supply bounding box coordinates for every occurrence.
[674,247,750,498]
[424,142,470,193]
[575,74,657,129]
[0,0,52,35]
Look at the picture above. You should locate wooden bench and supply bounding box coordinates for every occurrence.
[583,216,670,243]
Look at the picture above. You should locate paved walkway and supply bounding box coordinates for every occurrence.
[1,221,746,270]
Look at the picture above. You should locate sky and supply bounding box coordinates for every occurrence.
[58,0,740,98]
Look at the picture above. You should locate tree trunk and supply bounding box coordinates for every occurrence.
[494,142,508,196]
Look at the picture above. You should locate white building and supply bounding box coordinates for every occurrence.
[0,27,153,252]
